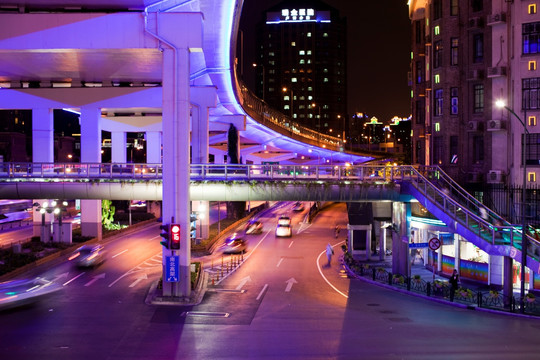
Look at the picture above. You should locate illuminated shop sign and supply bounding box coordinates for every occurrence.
[266,9,331,24]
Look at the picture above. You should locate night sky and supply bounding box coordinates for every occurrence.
[239,0,412,123]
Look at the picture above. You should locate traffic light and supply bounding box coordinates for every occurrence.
[190,212,198,240]
[170,223,181,250]
[159,224,170,249]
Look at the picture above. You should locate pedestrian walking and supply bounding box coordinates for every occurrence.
[326,243,334,266]
[449,269,460,302]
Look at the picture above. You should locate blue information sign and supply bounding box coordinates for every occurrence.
[409,242,429,248]
[165,255,179,282]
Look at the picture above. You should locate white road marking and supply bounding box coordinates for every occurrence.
[276,258,284,267]
[316,241,348,298]
[112,249,128,258]
[84,273,106,287]
[256,284,269,300]
[109,251,161,287]
[288,241,294,248]
[284,278,297,292]
[235,276,251,290]
[129,273,148,288]
[296,222,311,234]
[63,272,86,286]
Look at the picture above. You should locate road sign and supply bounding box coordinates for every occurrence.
[165,255,179,282]
[429,237,442,251]
[409,242,429,248]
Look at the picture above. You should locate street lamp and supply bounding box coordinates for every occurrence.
[282,87,293,118]
[33,200,68,242]
[496,99,528,313]
[252,63,265,101]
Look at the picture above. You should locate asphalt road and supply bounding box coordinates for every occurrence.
[1,202,540,359]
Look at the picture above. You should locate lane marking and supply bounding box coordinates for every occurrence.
[288,241,294,248]
[276,258,284,267]
[316,241,348,299]
[84,273,106,287]
[257,284,269,300]
[235,276,251,290]
[63,272,86,287]
[285,278,297,292]
[112,249,128,258]
[109,252,161,287]
[129,273,148,288]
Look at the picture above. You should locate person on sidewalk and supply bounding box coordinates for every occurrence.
[326,243,334,266]
[449,269,460,302]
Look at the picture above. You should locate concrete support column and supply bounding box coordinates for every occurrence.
[191,86,217,164]
[32,108,54,236]
[379,224,386,261]
[146,131,162,164]
[454,233,461,272]
[192,201,209,240]
[80,106,102,239]
[503,256,514,307]
[32,108,54,163]
[489,255,504,288]
[391,202,411,276]
[111,131,127,164]
[161,46,191,298]
[214,153,225,164]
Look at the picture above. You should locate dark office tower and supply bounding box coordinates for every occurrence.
[256,0,347,135]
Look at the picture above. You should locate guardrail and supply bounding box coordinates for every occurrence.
[0,162,406,182]
[344,257,540,316]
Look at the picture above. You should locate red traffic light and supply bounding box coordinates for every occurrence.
[170,223,181,250]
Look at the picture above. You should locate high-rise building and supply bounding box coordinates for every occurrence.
[255,0,347,136]
[409,0,540,224]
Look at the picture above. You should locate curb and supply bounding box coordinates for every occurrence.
[145,270,209,306]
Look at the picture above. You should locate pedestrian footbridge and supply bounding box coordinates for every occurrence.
[1,162,538,273]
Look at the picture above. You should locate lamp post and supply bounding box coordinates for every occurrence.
[252,63,265,101]
[282,87,293,118]
[496,99,528,313]
[34,200,67,242]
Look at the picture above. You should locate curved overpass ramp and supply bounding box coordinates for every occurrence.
[0,0,386,165]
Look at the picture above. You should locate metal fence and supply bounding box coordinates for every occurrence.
[344,257,540,316]
[481,183,540,228]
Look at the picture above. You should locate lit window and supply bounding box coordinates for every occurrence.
[323,33,329,37]
[269,61,275,65]
[324,68,328,73]
[299,59,305,64]
[434,26,440,35]
[308,95,313,100]
[291,42,296,47]
[291,78,297,82]
[284,105,290,110]
[434,74,440,83]
[529,60,537,71]
[283,95,290,101]
[324,78,329,82]
[529,115,537,126]
[307,50,312,55]
[411,52,414,60]
[299,50,305,55]
[269,52,275,56]
[528,172,536,182]
[308,87,313,91]
[307,59,311,64]
[307,32,312,37]
[529,4,537,14]
[435,122,440,132]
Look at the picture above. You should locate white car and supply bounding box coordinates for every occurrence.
[277,216,291,226]
[0,277,62,310]
[275,223,292,237]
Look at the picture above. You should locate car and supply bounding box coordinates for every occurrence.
[222,233,247,254]
[69,244,106,268]
[277,216,291,226]
[292,202,305,212]
[275,223,292,237]
[245,220,263,235]
[0,277,62,311]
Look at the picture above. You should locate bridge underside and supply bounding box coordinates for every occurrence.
[0,181,412,203]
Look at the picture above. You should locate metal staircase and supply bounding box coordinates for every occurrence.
[395,166,540,273]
